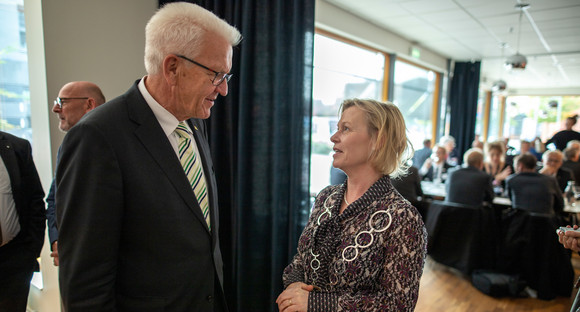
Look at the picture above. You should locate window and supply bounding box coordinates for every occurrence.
[310,33,385,195]
[504,95,580,147]
[392,59,437,150]
[487,95,501,141]
[0,0,31,141]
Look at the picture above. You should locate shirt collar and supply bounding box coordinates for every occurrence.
[137,77,181,136]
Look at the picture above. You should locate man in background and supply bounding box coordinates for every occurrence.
[0,131,45,311]
[45,81,105,266]
[539,150,574,193]
[412,139,432,169]
[56,3,241,311]
[419,144,454,183]
[562,146,580,183]
[506,153,563,215]
[445,148,494,207]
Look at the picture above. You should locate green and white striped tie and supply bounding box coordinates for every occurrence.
[175,122,210,230]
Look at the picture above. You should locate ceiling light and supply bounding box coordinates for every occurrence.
[505,3,530,70]
[492,80,507,91]
[493,43,508,91]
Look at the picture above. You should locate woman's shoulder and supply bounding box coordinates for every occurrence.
[316,184,342,199]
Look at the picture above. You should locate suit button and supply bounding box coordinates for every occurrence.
[206,295,213,303]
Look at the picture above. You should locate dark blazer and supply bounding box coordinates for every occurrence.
[445,166,494,207]
[0,131,45,269]
[563,160,580,184]
[554,167,574,193]
[56,81,226,312]
[421,162,453,182]
[391,166,423,205]
[506,172,564,214]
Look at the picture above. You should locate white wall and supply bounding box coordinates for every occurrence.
[25,0,158,311]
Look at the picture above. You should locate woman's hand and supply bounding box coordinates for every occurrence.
[495,166,512,182]
[276,282,314,312]
[558,225,580,252]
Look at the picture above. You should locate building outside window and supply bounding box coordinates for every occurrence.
[504,95,580,151]
[0,0,31,142]
[392,59,437,151]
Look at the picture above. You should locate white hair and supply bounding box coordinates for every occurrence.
[439,135,456,147]
[144,2,242,75]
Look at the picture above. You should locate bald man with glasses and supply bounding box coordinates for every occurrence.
[46,81,105,266]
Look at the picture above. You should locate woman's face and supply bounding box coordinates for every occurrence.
[489,149,502,164]
[330,106,375,173]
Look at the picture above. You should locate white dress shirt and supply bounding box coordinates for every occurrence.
[0,155,20,246]
[137,77,208,186]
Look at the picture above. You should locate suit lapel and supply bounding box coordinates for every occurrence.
[0,135,21,196]
[125,85,211,235]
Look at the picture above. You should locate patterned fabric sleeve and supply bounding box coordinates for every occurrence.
[308,204,427,312]
[283,250,306,288]
[283,186,336,288]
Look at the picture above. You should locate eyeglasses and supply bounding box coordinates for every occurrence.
[176,55,232,86]
[54,97,89,108]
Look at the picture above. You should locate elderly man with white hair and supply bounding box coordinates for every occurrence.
[55,3,242,311]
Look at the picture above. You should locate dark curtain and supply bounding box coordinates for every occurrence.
[448,61,480,163]
[158,1,314,311]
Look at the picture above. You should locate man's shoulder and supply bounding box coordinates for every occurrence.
[78,82,142,127]
[0,131,30,151]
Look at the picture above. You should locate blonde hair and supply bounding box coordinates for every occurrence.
[144,2,242,75]
[542,150,563,162]
[340,99,412,178]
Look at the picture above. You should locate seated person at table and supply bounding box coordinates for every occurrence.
[563,146,580,183]
[419,144,454,182]
[506,153,564,215]
[483,140,512,189]
[440,135,459,166]
[539,150,574,193]
[412,139,432,169]
[391,164,424,211]
[445,148,494,207]
[567,140,580,152]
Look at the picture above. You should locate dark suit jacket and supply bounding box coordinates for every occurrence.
[554,167,574,193]
[391,166,423,205]
[563,160,580,184]
[0,132,45,270]
[445,166,494,207]
[506,172,564,214]
[56,81,226,312]
[421,162,453,182]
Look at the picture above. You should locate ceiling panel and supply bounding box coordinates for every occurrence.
[322,0,580,90]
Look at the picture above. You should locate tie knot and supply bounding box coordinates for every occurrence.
[175,122,191,139]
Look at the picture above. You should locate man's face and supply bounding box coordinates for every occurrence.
[53,83,92,132]
[171,36,233,120]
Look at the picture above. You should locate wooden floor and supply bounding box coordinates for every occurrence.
[414,255,580,312]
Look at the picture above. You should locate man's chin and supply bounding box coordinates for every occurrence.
[58,124,69,133]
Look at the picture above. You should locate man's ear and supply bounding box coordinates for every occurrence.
[86,98,97,111]
[163,54,180,85]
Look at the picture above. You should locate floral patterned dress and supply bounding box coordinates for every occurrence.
[283,175,427,311]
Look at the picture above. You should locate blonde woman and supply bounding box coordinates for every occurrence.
[277,99,427,312]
